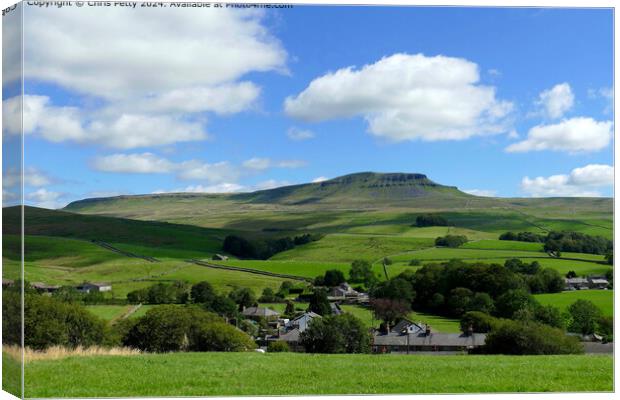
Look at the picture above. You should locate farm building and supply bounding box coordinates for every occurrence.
[242,306,280,321]
[372,319,486,354]
[266,312,322,352]
[30,282,60,293]
[588,277,610,289]
[76,282,112,293]
[212,254,229,261]
[565,276,610,290]
[285,311,321,332]
[564,277,589,290]
[327,282,369,303]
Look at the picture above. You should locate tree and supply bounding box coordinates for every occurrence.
[567,300,601,335]
[415,214,448,227]
[127,288,149,304]
[605,251,613,265]
[208,295,238,319]
[372,278,415,304]
[435,235,468,248]
[484,320,583,355]
[228,288,257,312]
[191,281,216,304]
[259,287,278,303]
[566,270,577,279]
[5,292,110,350]
[52,286,83,303]
[123,305,222,352]
[460,311,500,333]
[189,322,256,352]
[300,314,371,353]
[284,300,296,317]
[267,341,290,352]
[349,260,377,287]
[370,298,411,328]
[323,269,345,287]
[447,287,474,316]
[470,292,495,314]
[307,288,331,316]
[494,289,538,319]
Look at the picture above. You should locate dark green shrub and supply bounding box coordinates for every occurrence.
[267,341,290,352]
[484,320,583,355]
[300,313,370,354]
[189,322,256,352]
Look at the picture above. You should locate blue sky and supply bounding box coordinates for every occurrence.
[2,5,614,208]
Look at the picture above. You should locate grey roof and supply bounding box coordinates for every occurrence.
[242,307,280,318]
[373,332,487,347]
[279,328,301,342]
[589,279,609,284]
[565,278,588,284]
[291,311,321,322]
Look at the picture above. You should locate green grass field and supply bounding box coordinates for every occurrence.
[85,305,133,321]
[534,290,613,317]
[21,352,612,397]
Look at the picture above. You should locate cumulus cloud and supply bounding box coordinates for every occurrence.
[287,127,315,141]
[463,189,497,197]
[153,179,291,195]
[24,7,286,100]
[285,53,513,142]
[312,176,329,183]
[3,167,54,188]
[521,164,613,197]
[3,95,208,149]
[176,160,241,183]
[25,188,65,209]
[11,7,287,149]
[242,157,307,170]
[93,153,175,174]
[535,83,574,119]
[506,117,613,153]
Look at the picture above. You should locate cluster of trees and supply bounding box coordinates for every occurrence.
[415,214,449,227]
[300,314,371,353]
[259,281,305,303]
[126,281,259,317]
[499,231,545,243]
[435,235,468,248]
[3,283,259,353]
[544,231,612,256]
[460,297,611,354]
[349,260,378,288]
[222,233,321,260]
[314,269,346,287]
[127,282,190,304]
[499,230,612,256]
[3,290,112,350]
[51,285,109,305]
[368,259,564,325]
[119,305,256,352]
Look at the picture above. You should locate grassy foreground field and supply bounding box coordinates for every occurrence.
[20,352,612,396]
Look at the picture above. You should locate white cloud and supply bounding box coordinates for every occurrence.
[506,117,613,153]
[242,157,307,170]
[3,95,208,149]
[463,189,497,197]
[93,153,175,174]
[179,183,246,194]
[242,157,272,170]
[568,164,613,187]
[24,7,286,100]
[312,176,329,183]
[134,82,261,115]
[3,167,53,188]
[287,127,315,141]
[536,83,574,119]
[25,188,65,209]
[176,160,240,183]
[521,164,613,197]
[285,53,513,142]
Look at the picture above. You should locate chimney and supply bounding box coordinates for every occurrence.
[467,324,474,336]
